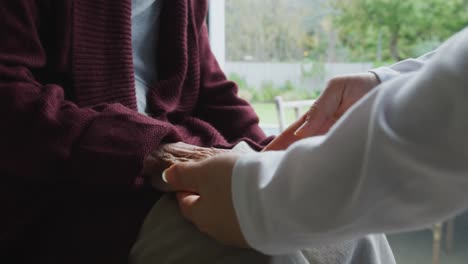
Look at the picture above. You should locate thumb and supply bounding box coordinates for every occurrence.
[294,102,327,138]
[163,163,200,193]
[176,192,201,221]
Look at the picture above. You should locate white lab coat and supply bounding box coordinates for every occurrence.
[232,27,468,255]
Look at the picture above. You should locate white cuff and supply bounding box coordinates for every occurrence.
[369,67,401,83]
[231,151,284,255]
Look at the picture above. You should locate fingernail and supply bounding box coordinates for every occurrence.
[162,169,169,183]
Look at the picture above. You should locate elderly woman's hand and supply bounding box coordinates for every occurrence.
[144,142,229,192]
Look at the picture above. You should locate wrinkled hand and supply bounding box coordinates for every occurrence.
[163,153,249,248]
[265,73,379,151]
[144,142,229,192]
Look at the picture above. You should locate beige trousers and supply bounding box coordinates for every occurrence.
[130,194,396,264]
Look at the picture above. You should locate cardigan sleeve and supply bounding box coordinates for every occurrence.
[195,23,273,150]
[0,1,181,189]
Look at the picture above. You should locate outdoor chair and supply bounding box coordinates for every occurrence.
[274,96,315,132]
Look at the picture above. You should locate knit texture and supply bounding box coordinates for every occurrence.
[0,0,271,263]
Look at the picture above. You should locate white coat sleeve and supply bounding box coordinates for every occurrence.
[369,51,436,82]
[369,31,464,82]
[232,28,468,255]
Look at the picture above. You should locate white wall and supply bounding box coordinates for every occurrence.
[225,62,374,91]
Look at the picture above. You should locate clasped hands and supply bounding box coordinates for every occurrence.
[143,73,380,248]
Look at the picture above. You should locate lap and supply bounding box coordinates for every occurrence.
[130,194,395,264]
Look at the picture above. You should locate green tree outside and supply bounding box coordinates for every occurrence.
[332,0,468,62]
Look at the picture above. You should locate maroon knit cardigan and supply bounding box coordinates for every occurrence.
[0,0,271,263]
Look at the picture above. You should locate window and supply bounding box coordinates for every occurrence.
[208,1,468,263]
[209,0,467,134]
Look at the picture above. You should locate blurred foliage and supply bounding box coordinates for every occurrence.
[226,0,307,61]
[226,0,467,63]
[229,73,319,102]
[331,0,468,61]
[226,0,467,103]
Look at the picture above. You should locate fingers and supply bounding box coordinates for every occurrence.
[163,162,201,193]
[176,192,200,221]
[294,78,345,137]
[263,113,308,151]
[151,174,175,192]
[294,102,328,137]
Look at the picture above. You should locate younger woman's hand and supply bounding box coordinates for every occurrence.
[163,153,249,248]
[264,73,380,151]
